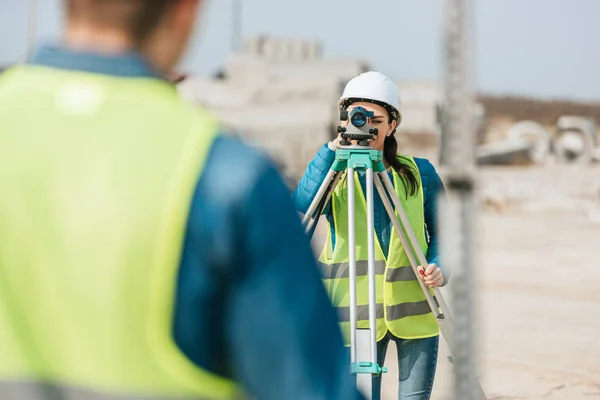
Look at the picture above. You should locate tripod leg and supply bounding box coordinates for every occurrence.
[364,168,378,365]
[302,170,342,236]
[355,330,373,399]
[376,173,487,399]
[372,175,442,318]
[378,172,454,320]
[346,167,358,363]
[351,168,375,399]
[301,168,338,227]
[313,170,343,227]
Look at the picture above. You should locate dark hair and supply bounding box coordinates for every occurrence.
[383,132,419,197]
[130,0,173,44]
[66,0,173,44]
[342,98,419,197]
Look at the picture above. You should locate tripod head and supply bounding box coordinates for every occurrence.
[337,106,379,146]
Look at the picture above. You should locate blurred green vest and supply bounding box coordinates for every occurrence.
[0,66,242,399]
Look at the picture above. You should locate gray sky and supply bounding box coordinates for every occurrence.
[1,0,599,101]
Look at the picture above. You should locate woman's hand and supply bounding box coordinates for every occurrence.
[329,134,355,150]
[418,264,444,288]
[332,134,344,148]
[331,134,365,148]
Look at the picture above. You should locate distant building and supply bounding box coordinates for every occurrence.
[177,36,446,180]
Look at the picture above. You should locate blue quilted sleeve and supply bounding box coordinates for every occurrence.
[292,144,336,215]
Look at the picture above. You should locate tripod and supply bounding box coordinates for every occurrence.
[302,144,487,400]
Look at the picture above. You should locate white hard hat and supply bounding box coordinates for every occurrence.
[339,71,402,124]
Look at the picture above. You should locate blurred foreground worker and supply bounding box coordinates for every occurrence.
[293,71,448,400]
[0,1,364,399]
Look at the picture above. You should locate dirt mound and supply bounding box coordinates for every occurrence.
[478,94,600,125]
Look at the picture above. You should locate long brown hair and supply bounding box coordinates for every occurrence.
[130,0,174,44]
[383,131,419,197]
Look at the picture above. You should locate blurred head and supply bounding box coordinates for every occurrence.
[64,0,203,75]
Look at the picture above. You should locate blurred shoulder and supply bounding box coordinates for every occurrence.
[200,131,288,204]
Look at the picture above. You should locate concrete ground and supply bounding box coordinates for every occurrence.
[311,165,600,400]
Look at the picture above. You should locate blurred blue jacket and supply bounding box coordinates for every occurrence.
[293,144,447,281]
[30,46,364,400]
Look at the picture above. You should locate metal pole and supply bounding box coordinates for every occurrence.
[25,0,37,63]
[365,168,377,365]
[347,168,358,364]
[231,0,242,53]
[441,0,481,399]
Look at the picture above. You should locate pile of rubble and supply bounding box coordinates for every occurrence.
[478,116,600,166]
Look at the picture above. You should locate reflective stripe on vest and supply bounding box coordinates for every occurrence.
[335,298,436,322]
[0,66,241,400]
[318,157,440,345]
[319,261,418,282]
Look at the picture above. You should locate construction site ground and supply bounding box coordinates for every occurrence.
[310,164,600,400]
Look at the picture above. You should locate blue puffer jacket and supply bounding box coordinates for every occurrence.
[293,144,448,283]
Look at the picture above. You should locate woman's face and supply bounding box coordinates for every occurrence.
[345,102,397,150]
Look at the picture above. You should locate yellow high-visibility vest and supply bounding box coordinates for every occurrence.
[0,65,243,399]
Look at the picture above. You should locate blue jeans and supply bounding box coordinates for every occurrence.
[372,333,439,400]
